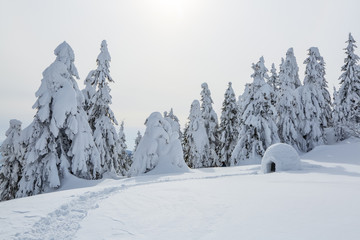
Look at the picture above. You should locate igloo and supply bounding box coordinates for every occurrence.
[261,143,301,173]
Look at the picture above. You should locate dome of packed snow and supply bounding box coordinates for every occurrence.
[261,143,301,173]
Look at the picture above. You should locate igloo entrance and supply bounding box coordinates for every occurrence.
[270,162,276,172]
[265,161,276,173]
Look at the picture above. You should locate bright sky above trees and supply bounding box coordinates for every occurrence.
[1,0,360,148]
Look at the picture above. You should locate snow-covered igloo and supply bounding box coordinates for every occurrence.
[261,143,301,173]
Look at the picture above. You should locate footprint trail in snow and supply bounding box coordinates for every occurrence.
[15,187,121,240]
[13,169,255,239]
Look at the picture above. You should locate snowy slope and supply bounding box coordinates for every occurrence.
[1,138,360,240]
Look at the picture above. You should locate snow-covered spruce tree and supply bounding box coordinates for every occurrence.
[283,48,302,89]
[332,86,343,137]
[231,57,279,165]
[218,82,239,166]
[82,71,96,117]
[86,40,121,175]
[133,131,142,153]
[268,63,280,92]
[267,63,279,106]
[276,57,304,151]
[129,112,187,176]
[164,108,182,140]
[17,42,100,198]
[333,33,360,140]
[298,47,327,151]
[200,83,220,167]
[117,121,131,176]
[316,50,332,129]
[0,120,23,201]
[183,100,209,168]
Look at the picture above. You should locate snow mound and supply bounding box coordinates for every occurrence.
[261,143,301,173]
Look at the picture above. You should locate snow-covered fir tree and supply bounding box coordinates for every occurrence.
[316,50,332,129]
[231,57,279,165]
[164,108,182,140]
[82,71,96,117]
[17,42,100,198]
[133,131,142,153]
[200,83,220,167]
[117,121,131,176]
[0,120,23,201]
[129,112,186,176]
[218,82,239,166]
[267,63,279,106]
[268,63,280,92]
[275,48,307,150]
[332,86,342,136]
[183,100,209,168]
[86,40,121,175]
[276,56,304,151]
[333,33,360,140]
[298,47,327,151]
[283,48,302,88]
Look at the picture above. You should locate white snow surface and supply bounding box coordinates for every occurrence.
[1,138,360,239]
[261,143,301,173]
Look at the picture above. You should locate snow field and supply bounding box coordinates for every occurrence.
[0,138,359,239]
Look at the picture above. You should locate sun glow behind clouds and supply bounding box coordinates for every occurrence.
[151,0,185,22]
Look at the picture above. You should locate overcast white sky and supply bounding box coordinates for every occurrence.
[1,0,360,148]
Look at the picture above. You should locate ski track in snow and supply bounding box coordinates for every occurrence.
[13,169,257,240]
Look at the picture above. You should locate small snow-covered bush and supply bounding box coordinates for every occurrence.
[261,143,301,173]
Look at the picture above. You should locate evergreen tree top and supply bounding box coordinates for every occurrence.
[303,47,325,85]
[221,82,237,122]
[86,40,117,126]
[251,56,268,88]
[190,100,201,120]
[223,82,236,102]
[343,33,359,67]
[173,109,180,122]
[268,63,279,88]
[279,48,301,89]
[286,47,295,58]
[164,108,179,122]
[270,63,277,76]
[201,82,214,103]
[286,48,300,86]
[137,131,142,137]
[347,32,356,45]
[308,47,322,60]
[97,40,112,73]
[339,33,360,83]
[54,41,79,79]
[200,82,217,120]
[119,121,124,133]
[96,40,113,83]
[201,82,209,89]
